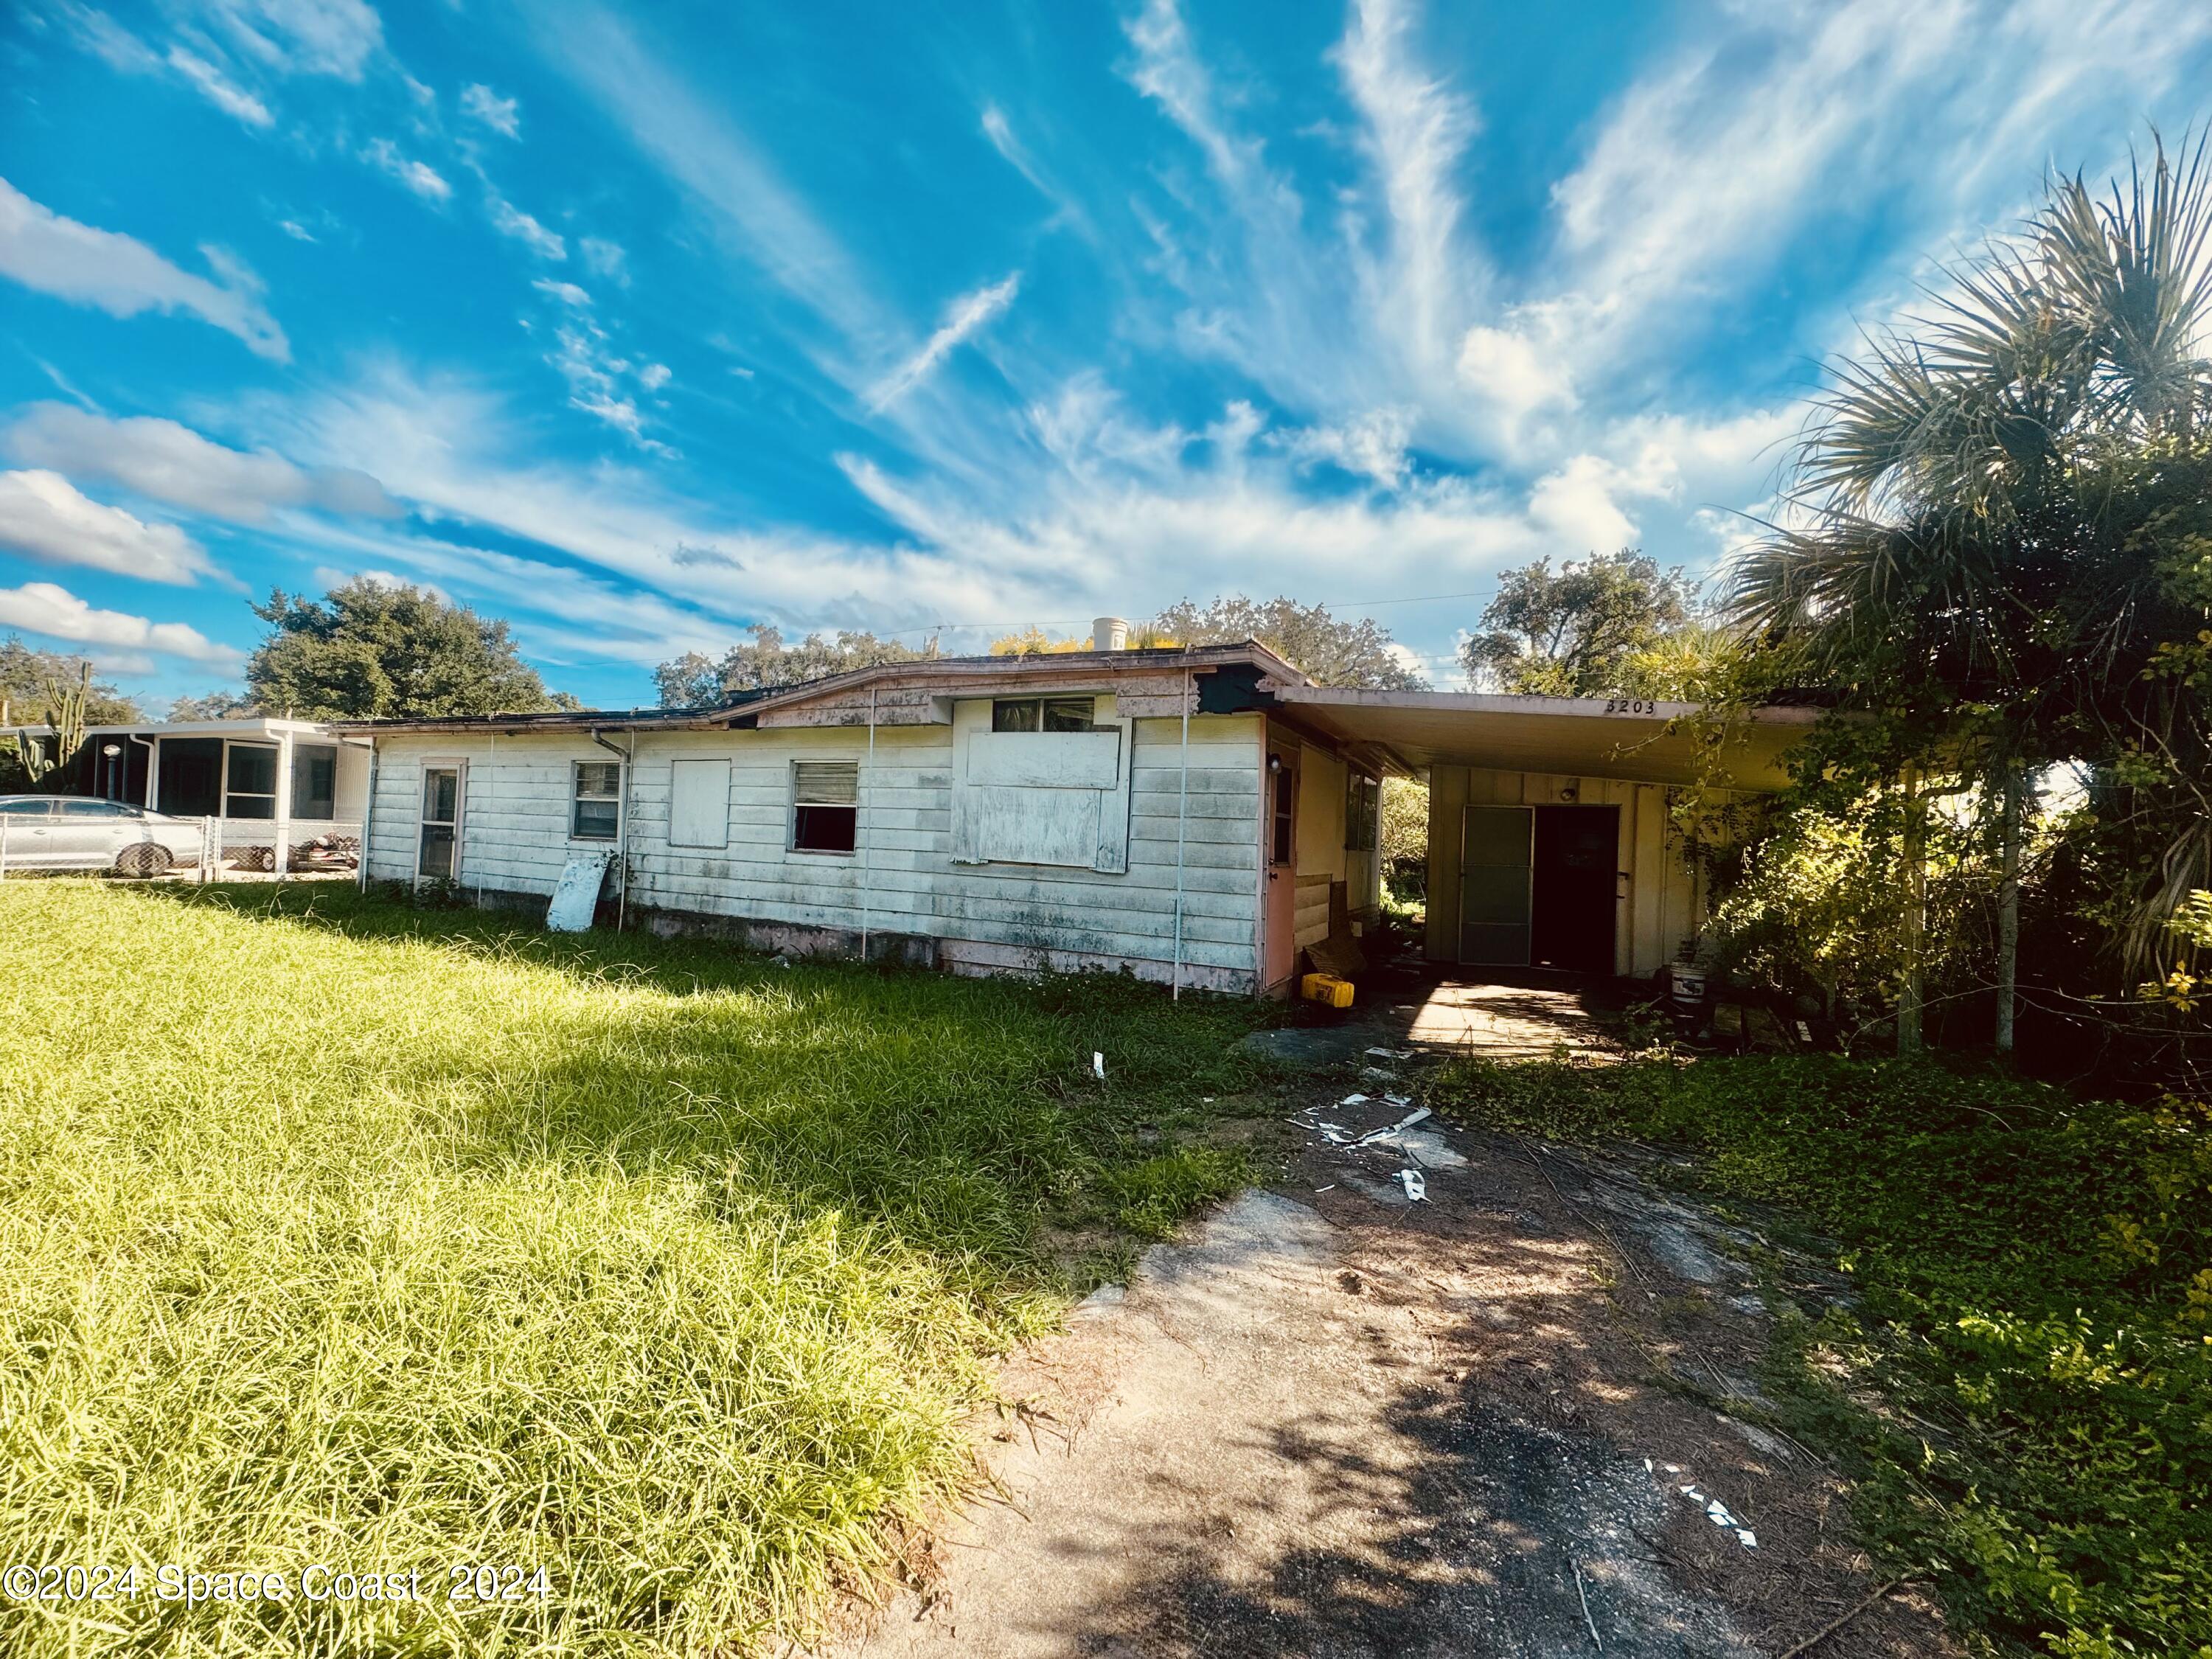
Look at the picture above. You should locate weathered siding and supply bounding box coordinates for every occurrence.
[1282,740,1382,942]
[365,712,1266,991]
[1422,766,1708,978]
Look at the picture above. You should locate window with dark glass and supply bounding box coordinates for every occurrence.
[792,760,858,853]
[1345,774,1380,851]
[293,745,338,819]
[225,744,278,820]
[991,696,1096,733]
[571,761,622,841]
[1270,759,1295,866]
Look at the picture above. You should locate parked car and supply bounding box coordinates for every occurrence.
[0,796,209,876]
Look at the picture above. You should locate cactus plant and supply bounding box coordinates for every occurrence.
[21,664,90,790]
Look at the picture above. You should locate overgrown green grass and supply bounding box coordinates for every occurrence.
[0,882,1275,1655]
[1428,1053,2212,1659]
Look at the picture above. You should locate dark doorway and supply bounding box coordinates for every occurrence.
[1531,804,1618,973]
[156,738,223,817]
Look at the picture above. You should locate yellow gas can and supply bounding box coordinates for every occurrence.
[1301,972,1355,1009]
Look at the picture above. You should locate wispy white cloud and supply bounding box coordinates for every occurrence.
[164,44,272,126]
[0,470,222,585]
[460,82,521,138]
[4,404,400,524]
[535,7,885,347]
[980,104,1096,240]
[532,277,591,307]
[579,237,629,285]
[0,580,243,665]
[534,319,673,453]
[489,195,565,259]
[1331,0,1483,376]
[363,138,451,202]
[868,273,1021,411]
[199,0,383,81]
[1275,408,1416,490]
[1544,0,2212,369]
[49,0,383,127]
[0,177,289,360]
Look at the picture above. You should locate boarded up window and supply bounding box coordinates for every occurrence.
[792,760,858,854]
[668,758,731,849]
[960,727,1122,867]
[951,696,1135,872]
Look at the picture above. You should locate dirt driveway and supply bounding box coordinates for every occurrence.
[817,1041,1953,1659]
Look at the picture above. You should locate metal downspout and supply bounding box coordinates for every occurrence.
[859,685,875,964]
[1172,669,1192,999]
[591,729,634,931]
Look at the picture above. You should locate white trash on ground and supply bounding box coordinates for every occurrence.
[1674,1484,1757,1549]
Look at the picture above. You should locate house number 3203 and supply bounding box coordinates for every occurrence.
[1601,698,1657,714]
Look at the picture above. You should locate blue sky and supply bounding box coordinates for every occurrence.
[3,0,2209,712]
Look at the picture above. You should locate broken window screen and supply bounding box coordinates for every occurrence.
[571,761,622,841]
[792,760,858,854]
[991,696,1096,732]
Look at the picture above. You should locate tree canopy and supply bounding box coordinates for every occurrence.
[1728,134,2212,981]
[242,580,574,720]
[655,626,936,707]
[1460,549,1697,697]
[0,639,139,791]
[1147,594,1425,689]
[0,637,139,726]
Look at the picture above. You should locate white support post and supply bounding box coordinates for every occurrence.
[1172,669,1192,999]
[1,811,9,880]
[356,741,378,893]
[273,728,293,883]
[859,686,876,964]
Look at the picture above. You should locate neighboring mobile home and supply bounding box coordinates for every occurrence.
[344,625,1817,995]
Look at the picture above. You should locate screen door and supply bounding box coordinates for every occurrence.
[418,765,462,880]
[1459,804,1532,965]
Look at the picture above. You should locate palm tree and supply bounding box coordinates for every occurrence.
[1729,133,2212,1051]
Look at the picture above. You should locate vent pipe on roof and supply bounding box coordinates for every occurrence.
[1093,616,1129,652]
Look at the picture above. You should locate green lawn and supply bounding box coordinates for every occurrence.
[0,882,1276,1656]
[1427,1053,2212,1659]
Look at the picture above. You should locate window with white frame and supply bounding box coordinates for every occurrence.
[225,743,279,820]
[992,695,1097,732]
[791,760,858,854]
[571,761,622,841]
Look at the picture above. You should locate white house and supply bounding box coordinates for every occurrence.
[344,626,1818,995]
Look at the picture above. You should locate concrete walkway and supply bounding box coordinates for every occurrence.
[1401,975,1619,1060]
[818,1085,1950,1659]
[1233,971,1622,1071]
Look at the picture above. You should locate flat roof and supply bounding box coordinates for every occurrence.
[1271,686,1821,790]
[80,718,347,739]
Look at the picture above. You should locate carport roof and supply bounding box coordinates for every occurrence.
[1270,686,1823,790]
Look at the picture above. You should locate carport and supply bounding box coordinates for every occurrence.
[1268,688,1820,980]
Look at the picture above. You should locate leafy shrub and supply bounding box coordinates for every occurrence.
[1427,1054,2212,1659]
